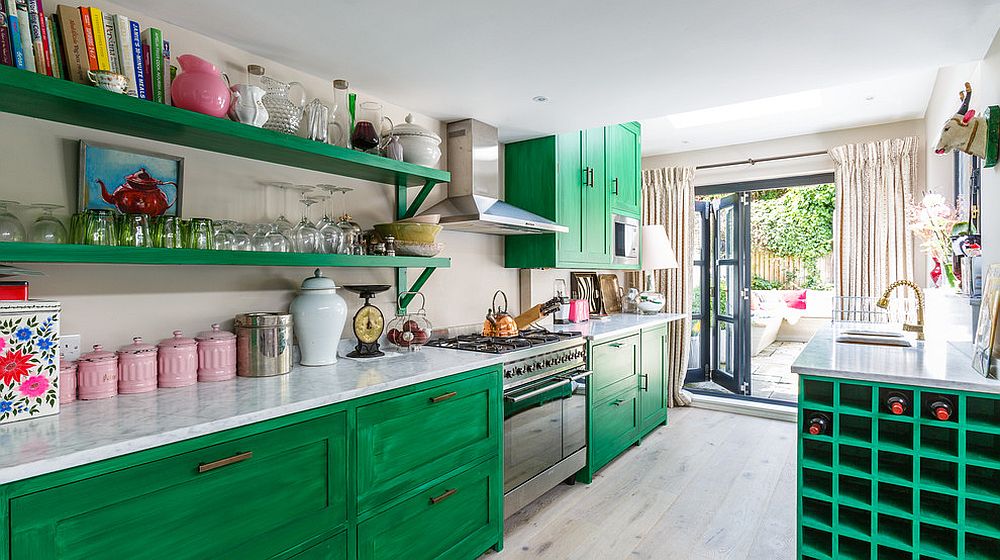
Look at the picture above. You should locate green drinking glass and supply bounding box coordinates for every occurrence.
[185,218,214,250]
[83,209,118,246]
[153,215,184,248]
[117,213,152,247]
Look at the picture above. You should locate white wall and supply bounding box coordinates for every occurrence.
[4,1,520,349]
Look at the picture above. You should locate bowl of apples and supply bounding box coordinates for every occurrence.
[387,292,432,352]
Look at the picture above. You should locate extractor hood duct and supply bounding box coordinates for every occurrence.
[417,119,568,235]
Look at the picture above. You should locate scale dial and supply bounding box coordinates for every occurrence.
[353,305,384,344]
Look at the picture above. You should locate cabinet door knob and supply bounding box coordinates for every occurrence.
[198,451,253,473]
[429,391,457,404]
[430,488,457,504]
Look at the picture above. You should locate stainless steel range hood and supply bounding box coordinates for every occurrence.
[417,119,568,235]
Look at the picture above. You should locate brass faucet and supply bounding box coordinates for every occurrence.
[876,280,925,340]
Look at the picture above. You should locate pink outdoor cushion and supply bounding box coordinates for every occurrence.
[783,290,807,310]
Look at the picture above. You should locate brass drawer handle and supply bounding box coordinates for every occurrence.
[198,451,253,473]
[608,342,624,348]
[612,399,625,407]
[430,391,457,404]
[640,373,649,391]
[429,488,457,504]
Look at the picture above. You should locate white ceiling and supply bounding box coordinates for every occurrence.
[120,0,1000,154]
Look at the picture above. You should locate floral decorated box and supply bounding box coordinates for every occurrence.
[0,301,60,424]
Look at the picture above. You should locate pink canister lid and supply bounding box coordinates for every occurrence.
[59,359,77,374]
[80,344,117,363]
[158,330,197,348]
[118,337,157,355]
[195,323,235,341]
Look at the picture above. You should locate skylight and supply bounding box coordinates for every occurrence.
[666,90,824,129]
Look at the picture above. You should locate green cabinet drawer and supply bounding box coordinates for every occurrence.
[10,412,348,560]
[357,459,501,560]
[285,531,348,559]
[356,369,501,512]
[639,325,668,433]
[591,333,640,402]
[592,388,640,471]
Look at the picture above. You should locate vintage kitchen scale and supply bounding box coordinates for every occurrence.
[344,285,390,358]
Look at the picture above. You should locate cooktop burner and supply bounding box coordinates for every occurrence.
[427,328,581,354]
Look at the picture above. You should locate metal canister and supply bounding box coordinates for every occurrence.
[234,312,293,377]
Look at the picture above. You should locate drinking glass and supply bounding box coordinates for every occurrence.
[185,218,214,250]
[213,220,236,250]
[28,204,67,244]
[265,224,291,252]
[290,196,323,253]
[351,102,392,152]
[117,213,152,247]
[0,200,26,242]
[84,209,118,246]
[231,222,253,251]
[152,215,184,248]
[269,182,295,235]
[69,212,87,244]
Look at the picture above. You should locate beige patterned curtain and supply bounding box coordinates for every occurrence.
[631,166,696,407]
[829,137,917,299]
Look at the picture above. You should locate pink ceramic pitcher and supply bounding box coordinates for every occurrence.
[171,55,231,118]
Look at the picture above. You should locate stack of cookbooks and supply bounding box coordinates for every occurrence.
[0,2,173,102]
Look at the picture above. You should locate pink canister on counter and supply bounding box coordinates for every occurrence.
[77,345,118,400]
[117,337,158,394]
[157,331,198,388]
[195,323,237,382]
[59,359,77,404]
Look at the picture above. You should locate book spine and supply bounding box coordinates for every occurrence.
[78,6,96,71]
[46,15,61,78]
[55,4,85,82]
[15,1,33,72]
[88,5,108,71]
[0,2,12,66]
[162,39,170,105]
[128,19,145,99]
[101,12,118,73]
[6,0,24,69]
[24,0,44,74]
[111,14,136,96]
[140,27,162,103]
[33,0,50,75]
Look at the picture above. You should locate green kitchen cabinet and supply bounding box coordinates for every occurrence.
[286,531,348,559]
[639,324,669,435]
[608,122,642,217]
[505,123,640,270]
[591,387,641,473]
[591,332,641,402]
[10,412,349,560]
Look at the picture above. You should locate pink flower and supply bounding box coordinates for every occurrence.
[18,375,49,398]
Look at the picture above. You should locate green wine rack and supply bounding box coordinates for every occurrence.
[798,375,1000,560]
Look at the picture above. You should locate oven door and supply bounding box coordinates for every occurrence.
[612,214,640,265]
[503,369,589,494]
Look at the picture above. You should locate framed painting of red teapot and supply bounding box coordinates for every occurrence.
[78,141,184,217]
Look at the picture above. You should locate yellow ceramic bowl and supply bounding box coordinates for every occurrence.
[374,222,443,244]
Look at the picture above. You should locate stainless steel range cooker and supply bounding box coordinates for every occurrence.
[427,329,590,517]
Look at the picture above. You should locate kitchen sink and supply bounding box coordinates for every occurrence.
[835,330,914,348]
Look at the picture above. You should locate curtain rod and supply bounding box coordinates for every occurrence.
[696,150,829,170]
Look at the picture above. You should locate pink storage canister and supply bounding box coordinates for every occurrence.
[59,359,77,404]
[195,323,237,382]
[77,345,118,400]
[158,331,198,388]
[117,337,158,394]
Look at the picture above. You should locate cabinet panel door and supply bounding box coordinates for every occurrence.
[555,131,587,263]
[610,124,641,216]
[357,459,501,560]
[582,126,611,264]
[591,334,640,402]
[356,370,500,512]
[11,413,348,560]
[285,531,349,560]
[592,388,640,471]
[640,325,668,432]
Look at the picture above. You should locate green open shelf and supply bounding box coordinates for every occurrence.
[0,66,450,188]
[0,242,451,269]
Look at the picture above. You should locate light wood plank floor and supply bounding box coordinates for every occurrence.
[484,407,797,560]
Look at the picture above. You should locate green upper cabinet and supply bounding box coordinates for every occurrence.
[504,122,639,269]
[608,122,642,217]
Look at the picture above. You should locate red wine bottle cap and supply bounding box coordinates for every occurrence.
[809,424,821,435]
[890,402,905,415]
[935,408,950,421]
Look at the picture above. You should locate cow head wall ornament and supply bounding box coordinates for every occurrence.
[935,82,989,159]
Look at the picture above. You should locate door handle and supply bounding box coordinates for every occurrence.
[588,167,594,187]
[613,177,619,195]
[563,370,592,382]
[504,378,572,403]
[429,391,457,404]
[640,373,649,391]
[608,342,624,348]
[612,399,625,407]
[198,451,253,473]
[429,488,457,505]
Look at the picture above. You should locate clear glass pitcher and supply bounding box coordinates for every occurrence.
[260,75,307,135]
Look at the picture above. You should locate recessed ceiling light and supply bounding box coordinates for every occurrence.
[666,90,822,128]
[865,96,876,101]
[532,96,550,103]
[681,140,690,144]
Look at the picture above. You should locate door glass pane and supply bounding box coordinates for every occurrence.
[692,265,703,315]
[717,204,734,260]
[718,265,735,317]
[718,321,732,374]
[688,319,702,369]
[693,216,703,258]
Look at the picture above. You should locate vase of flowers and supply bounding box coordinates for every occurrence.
[908,193,960,288]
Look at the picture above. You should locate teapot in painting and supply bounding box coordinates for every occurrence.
[97,168,177,216]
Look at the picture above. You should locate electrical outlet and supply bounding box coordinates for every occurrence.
[60,334,81,361]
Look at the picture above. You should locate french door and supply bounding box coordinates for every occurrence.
[688,194,752,395]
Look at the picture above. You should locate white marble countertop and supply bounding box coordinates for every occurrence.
[0,347,507,485]
[552,313,687,342]
[792,325,1000,394]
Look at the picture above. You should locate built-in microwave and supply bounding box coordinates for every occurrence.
[612,214,639,266]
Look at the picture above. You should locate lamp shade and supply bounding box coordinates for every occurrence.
[641,225,678,271]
